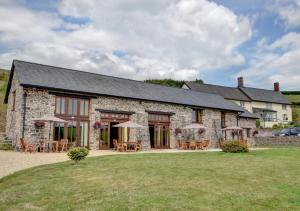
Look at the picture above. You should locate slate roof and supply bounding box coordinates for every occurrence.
[184,81,291,105]
[5,60,245,112]
[184,82,251,101]
[239,87,290,104]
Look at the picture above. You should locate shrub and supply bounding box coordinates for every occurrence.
[221,141,249,153]
[0,143,13,151]
[256,120,260,128]
[67,147,89,163]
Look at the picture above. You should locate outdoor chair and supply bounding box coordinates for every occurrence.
[116,143,126,152]
[202,140,210,150]
[196,141,203,150]
[181,142,189,150]
[58,139,68,152]
[240,140,248,146]
[113,139,118,151]
[135,140,142,151]
[176,140,182,149]
[189,141,197,150]
[219,139,225,148]
[19,138,37,153]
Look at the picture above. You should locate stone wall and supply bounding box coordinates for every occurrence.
[239,118,257,145]
[5,73,256,149]
[23,88,56,143]
[5,71,24,146]
[90,96,193,150]
[254,136,300,146]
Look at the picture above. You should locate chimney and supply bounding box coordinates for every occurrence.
[237,77,244,87]
[274,82,280,92]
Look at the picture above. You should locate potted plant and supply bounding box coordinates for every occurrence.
[34,121,45,129]
[93,121,102,129]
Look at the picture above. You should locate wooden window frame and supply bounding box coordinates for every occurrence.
[192,109,203,124]
[221,112,226,128]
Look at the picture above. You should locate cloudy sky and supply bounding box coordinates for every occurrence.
[0,0,300,90]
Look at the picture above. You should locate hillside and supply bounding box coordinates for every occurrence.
[144,79,203,88]
[282,92,300,123]
[0,70,9,132]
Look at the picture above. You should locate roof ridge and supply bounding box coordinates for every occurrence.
[13,59,225,99]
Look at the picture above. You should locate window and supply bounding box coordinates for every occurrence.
[54,122,65,141]
[240,101,245,108]
[221,112,226,128]
[148,114,170,122]
[282,104,287,110]
[80,99,89,116]
[55,97,66,114]
[192,109,203,123]
[282,114,288,121]
[68,98,78,116]
[266,103,272,109]
[246,128,251,138]
[264,112,277,122]
[12,90,16,111]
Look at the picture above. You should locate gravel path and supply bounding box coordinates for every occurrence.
[0,148,267,178]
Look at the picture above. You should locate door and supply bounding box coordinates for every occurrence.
[79,121,89,147]
[153,124,169,149]
[99,122,109,149]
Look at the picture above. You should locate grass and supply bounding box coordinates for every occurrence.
[0,70,9,132]
[285,94,300,103]
[1,149,300,210]
[283,94,300,122]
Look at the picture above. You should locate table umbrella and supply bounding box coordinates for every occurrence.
[32,116,67,140]
[221,126,243,140]
[113,121,145,143]
[182,123,206,140]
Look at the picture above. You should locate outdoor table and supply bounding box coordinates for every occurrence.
[42,141,59,152]
[125,142,137,152]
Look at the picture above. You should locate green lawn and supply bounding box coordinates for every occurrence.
[1,149,300,210]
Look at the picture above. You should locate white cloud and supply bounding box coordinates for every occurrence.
[273,0,300,28]
[236,32,300,90]
[0,0,252,81]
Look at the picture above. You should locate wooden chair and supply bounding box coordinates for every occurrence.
[135,140,142,151]
[58,139,68,152]
[202,140,210,150]
[240,140,248,146]
[181,142,189,150]
[19,138,36,153]
[189,141,197,150]
[116,143,126,152]
[38,141,46,152]
[196,141,203,150]
[113,139,118,151]
[176,140,181,149]
[219,139,225,148]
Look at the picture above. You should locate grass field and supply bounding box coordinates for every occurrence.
[283,94,300,122]
[285,95,300,103]
[0,149,300,210]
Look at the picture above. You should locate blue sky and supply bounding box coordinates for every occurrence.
[0,0,300,90]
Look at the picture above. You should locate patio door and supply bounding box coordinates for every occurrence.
[153,125,169,149]
[79,121,89,147]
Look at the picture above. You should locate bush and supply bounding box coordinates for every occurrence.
[256,120,260,128]
[67,147,89,163]
[221,141,249,153]
[0,143,13,151]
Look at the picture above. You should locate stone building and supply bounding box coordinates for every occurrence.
[4,60,257,150]
[183,77,292,128]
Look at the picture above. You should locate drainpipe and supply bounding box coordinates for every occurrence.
[22,92,27,138]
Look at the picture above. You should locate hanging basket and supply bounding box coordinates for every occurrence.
[34,121,45,129]
[93,121,102,129]
[175,128,182,136]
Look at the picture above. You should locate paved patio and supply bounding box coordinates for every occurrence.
[0,148,267,178]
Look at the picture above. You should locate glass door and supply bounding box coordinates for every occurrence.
[154,125,169,148]
[99,122,109,149]
[79,122,89,147]
[67,121,77,147]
